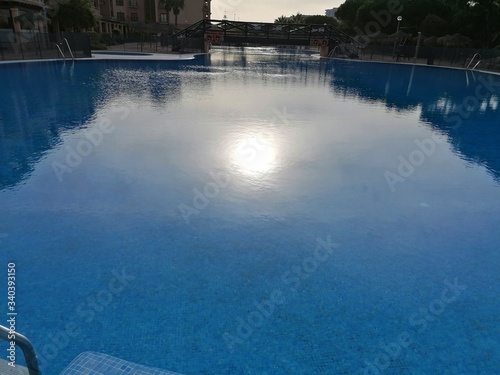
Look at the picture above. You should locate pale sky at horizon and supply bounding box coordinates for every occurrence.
[211,0,345,23]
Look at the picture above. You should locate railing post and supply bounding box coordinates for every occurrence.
[37,33,43,59]
[18,32,25,60]
[413,31,421,64]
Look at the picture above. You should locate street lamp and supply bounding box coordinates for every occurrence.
[397,16,402,33]
[393,16,403,58]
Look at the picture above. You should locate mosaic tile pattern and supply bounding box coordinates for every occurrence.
[59,352,182,375]
[0,359,30,375]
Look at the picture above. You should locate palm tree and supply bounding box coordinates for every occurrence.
[172,0,185,27]
[275,15,290,24]
[160,0,174,25]
[290,13,306,24]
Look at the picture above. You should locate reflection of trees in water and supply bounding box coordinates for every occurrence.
[0,58,208,190]
[0,62,98,190]
[325,60,500,181]
[2,54,499,190]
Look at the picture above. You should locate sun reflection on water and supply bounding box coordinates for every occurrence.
[230,132,279,178]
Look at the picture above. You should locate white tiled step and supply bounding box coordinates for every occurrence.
[59,352,183,375]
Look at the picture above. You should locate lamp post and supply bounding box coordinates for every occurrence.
[393,16,402,58]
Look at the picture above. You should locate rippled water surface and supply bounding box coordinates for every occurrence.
[0,48,499,374]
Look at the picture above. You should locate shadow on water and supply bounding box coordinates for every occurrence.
[1,52,499,190]
[0,58,208,190]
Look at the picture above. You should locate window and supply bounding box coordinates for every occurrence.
[130,13,138,22]
[116,0,123,6]
[117,12,125,21]
[129,0,137,6]
[160,13,167,23]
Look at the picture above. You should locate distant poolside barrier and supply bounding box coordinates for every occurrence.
[0,31,91,61]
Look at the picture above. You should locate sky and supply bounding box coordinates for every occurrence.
[211,0,344,23]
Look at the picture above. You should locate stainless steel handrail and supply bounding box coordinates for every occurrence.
[0,325,42,375]
[328,45,340,58]
[63,38,75,60]
[55,43,65,60]
[466,53,481,70]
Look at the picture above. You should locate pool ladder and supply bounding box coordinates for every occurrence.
[0,324,42,375]
[328,45,340,58]
[466,53,481,70]
[55,38,75,61]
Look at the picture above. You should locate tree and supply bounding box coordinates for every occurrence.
[275,15,291,24]
[304,15,340,27]
[160,0,174,25]
[420,14,448,36]
[336,0,365,28]
[172,0,185,27]
[49,0,96,32]
[289,13,306,24]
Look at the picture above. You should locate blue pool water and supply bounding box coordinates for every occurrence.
[0,49,499,375]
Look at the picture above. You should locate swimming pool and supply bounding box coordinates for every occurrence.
[0,48,499,375]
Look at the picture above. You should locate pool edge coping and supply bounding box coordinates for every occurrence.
[321,55,500,76]
[0,52,206,65]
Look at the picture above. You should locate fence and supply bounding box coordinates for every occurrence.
[350,43,500,72]
[92,33,203,54]
[0,31,91,61]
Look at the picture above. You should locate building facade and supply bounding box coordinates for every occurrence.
[0,0,210,36]
[0,0,46,35]
[95,0,211,34]
[325,7,338,19]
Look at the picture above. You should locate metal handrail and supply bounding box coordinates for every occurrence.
[63,38,75,60]
[55,43,65,60]
[0,325,42,375]
[466,53,481,70]
[328,45,340,58]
